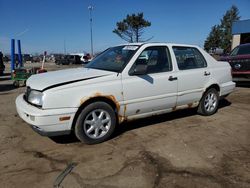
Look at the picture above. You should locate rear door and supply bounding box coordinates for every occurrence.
[172,46,210,106]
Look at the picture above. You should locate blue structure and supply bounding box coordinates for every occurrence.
[17,40,23,67]
[11,39,15,72]
[11,39,23,73]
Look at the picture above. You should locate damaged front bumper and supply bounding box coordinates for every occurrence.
[15,94,78,137]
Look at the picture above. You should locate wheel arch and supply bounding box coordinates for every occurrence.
[71,96,119,131]
[205,83,220,93]
[199,83,220,104]
[198,83,220,116]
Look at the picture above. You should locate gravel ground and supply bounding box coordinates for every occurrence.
[0,62,250,188]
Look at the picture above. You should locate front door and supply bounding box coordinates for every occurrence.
[121,46,178,118]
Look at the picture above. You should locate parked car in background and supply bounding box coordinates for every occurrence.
[16,43,235,144]
[220,43,250,81]
[70,55,82,64]
[23,54,33,63]
[82,53,92,63]
[209,47,224,55]
[55,55,81,65]
[53,54,65,64]
[70,53,92,64]
[32,55,42,63]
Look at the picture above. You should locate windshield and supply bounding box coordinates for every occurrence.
[230,45,250,56]
[86,45,139,72]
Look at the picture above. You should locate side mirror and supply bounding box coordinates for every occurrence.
[130,64,147,75]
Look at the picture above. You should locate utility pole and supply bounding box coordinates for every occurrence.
[88,5,94,56]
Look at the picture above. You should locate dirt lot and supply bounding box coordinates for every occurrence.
[0,62,250,188]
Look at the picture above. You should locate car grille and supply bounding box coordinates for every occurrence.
[229,59,250,72]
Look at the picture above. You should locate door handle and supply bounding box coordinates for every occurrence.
[168,76,178,81]
[204,71,210,76]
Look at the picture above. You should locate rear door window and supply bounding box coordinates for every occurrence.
[173,47,207,70]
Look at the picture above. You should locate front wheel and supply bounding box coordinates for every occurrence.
[198,88,219,116]
[75,102,116,144]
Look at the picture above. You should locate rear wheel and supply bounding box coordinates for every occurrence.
[75,102,116,144]
[198,88,219,116]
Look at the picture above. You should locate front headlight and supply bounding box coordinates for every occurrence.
[28,90,44,107]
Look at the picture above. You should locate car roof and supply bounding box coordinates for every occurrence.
[238,43,250,47]
[116,42,199,48]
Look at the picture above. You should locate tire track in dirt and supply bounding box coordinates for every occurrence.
[67,149,250,188]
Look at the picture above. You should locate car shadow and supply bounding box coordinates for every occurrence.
[50,99,231,144]
[112,108,197,139]
[49,133,80,144]
[0,84,16,92]
[236,82,250,88]
[112,98,231,140]
[220,98,232,108]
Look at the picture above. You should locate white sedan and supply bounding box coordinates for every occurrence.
[16,43,235,144]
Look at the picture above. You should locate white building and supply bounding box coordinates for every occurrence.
[231,19,250,49]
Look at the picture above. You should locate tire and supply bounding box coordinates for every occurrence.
[19,80,26,87]
[13,80,19,87]
[197,88,219,116]
[75,102,116,144]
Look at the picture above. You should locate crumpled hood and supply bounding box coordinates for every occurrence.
[27,68,114,91]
